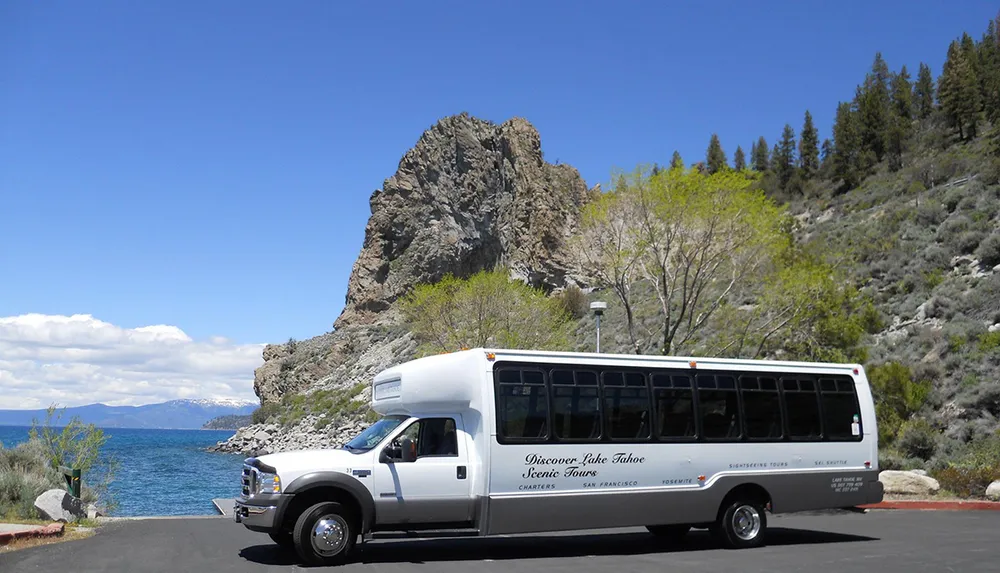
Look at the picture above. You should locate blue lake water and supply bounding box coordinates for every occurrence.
[0,426,246,517]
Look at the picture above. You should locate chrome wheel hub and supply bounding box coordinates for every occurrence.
[732,505,761,541]
[311,515,348,555]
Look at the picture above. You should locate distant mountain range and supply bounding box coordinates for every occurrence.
[0,399,259,430]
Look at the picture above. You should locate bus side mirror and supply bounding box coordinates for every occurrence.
[379,436,417,463]
[399,436,417,463]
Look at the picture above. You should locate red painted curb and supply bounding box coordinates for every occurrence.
[0,523,65,545]
[860,500,1000,510]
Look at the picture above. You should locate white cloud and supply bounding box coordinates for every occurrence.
[0,313,265,409]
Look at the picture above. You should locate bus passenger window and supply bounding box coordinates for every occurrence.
[820,377,861,440]
[497,368,548,441]
[651,374,695,439]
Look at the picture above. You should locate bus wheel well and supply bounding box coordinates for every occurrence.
[281,487,362,534]
[719,483,772,514]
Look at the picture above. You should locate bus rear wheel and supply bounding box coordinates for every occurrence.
[713,498,767,549]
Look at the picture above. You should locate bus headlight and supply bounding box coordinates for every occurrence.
[255,471,281,495]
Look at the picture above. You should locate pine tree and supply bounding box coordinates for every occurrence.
[886,66,914,171]
[960,32,982,107]
[833,101,866,189]
[774,124,797,187]
[914,62,936,119]
[706,133,728,174]
[940,39,981,140]
[857,53,892,161]
[751,136,770,171]
[670,150,684,170]
[733,145,746,171]
[821,139,834,166]
[798,110,820,178]
[981,15,1000,124]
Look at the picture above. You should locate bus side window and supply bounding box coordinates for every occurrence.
[820,377,861,440]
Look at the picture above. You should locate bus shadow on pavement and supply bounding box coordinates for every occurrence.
[238,527,878,567]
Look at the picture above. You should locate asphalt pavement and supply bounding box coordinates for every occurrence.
[2,510,999,572]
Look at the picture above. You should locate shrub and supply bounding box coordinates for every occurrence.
[0,438,62,520]
[252,402,280,425]
[868,362,932,443]
[878,450,905,471]
[934,465,999,498]
[916,201,947,226]
[897,418,938,460]
[979,331,1000,353]
[930,431,1000,498]
[956,231,985,255]
[975,233,1000,268]
[554,285,588,320]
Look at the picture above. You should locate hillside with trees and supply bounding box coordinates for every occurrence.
[219,14,1000,498]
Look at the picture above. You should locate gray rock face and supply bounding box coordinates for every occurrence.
[878,470,941,496]
[212,327,417,455]
[250,113,592,406]
[34,489,86,522]
[334,112,593,330]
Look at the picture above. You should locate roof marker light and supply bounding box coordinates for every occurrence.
[853,368,859,375]
[486,352,496,361]
[689,361,697,369]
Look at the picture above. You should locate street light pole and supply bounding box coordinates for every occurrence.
[590,302,607,353]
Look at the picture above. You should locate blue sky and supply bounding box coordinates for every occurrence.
[2,0,997,347]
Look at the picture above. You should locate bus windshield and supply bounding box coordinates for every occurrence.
[343,415,407,452]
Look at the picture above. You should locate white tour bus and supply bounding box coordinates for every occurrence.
[233,348,883,566]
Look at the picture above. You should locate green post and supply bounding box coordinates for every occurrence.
[59,466,82,498]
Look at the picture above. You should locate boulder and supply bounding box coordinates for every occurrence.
[86,503,104,520]
[986,481,1000,501]
[878,470,940,496]
[34,489,86,522]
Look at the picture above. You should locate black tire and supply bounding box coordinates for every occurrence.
[645,524,690,542]
[268,530,294,549]
[292,501,357,566]
[714,498,767,549]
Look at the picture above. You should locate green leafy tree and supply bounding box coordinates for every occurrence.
[670,150,684,170]
[577,166,791,355]
[798,110,819,178]
[774,124,797,188]
[867,362,932,444]
[708,251,875,363]
[940,39,981,140]
[751,136,770,171]
[400,269,574,356]
[914,62,936,119]
[29,406,108,474]
[733,145,746,171]
[706,133,728,174]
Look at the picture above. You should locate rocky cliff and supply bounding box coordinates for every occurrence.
[334,112,593,329]
[212,113,594,455]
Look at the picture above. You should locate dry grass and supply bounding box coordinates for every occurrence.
[0,523,96,554]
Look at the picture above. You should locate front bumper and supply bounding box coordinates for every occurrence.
[233,493,289,533]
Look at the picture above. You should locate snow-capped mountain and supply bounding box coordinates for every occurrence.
[0,399,259,430]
